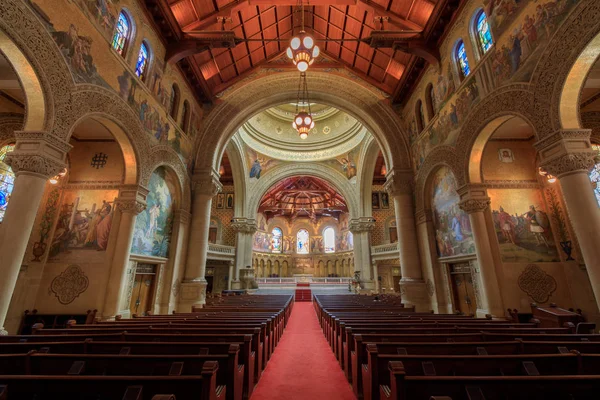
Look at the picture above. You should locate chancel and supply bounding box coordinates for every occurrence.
[2,0,600,398]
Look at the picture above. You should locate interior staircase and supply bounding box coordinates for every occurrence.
[295,283,312,302]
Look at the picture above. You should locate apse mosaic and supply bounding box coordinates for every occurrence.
[49,190,119,260]
[489,188,559,263]
[431,167,475,258]
[131,167,174,258]
[246,146,280,180]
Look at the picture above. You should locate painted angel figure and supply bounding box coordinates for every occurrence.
[338,154,357,179]
[248,148,276,179]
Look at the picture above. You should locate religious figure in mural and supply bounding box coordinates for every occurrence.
[522,205,550,247]
[497,206,517,245]
[338,155,357,179]
[146,203,161,239]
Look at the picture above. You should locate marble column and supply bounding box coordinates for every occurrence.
[180,170,222,311]
[384,169,428,310]
[458,184,504,317]
[537,129,600,309]
[0,132,69,334]
[228,261,234,290]
[231,218,257,290]
[372,260,379,292]
[350,217,375,290]
[102,185,148,319]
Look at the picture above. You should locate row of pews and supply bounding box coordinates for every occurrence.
[314,294,600,400]
[0,294,293,400]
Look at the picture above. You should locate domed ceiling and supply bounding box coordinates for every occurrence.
[238,103,367,162]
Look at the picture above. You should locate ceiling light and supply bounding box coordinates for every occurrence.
[286,1,319,72]
[292,72,314,140]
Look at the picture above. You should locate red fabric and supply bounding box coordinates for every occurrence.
[250,303,356,400]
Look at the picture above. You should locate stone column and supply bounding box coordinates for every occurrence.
[372,260,379,292]
[384,169,428,310]
[536,129,600,309]
[350,217,375,290]
[0,132,69,334]
[180,170,222,311]
[102,185,148,319]
[231,218,257,290]
[458,185,504,317]
[227,260,234,290]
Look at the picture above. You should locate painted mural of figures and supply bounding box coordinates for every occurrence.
[339,154,357,179]
[146,203,161,239]
[450,208,463,241]
[523,205,550,247]
[247,148,277,180]
[497,206,517,244]
[250,159,262,179]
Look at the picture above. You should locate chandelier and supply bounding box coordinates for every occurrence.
[286,1,319,72]
[49,168,68,185]
[538,167,556,183]
[292,72,314,140]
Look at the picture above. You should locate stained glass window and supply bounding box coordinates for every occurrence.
[135,42,149,81]
[111,11,130,55]
[324,227,335,253]
[272,227,282,253]
[0,144,16,223]
[590,144,600,207]
[297,229,309,254]
[456,40,471,79]
[476,11,493,54]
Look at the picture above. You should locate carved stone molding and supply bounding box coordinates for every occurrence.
[174,209,192,226]
[384,168,414,196]
[349,217,376,233]
[49,265,89,305]
[518,264,557,304]
[459,198,490,214]
[5,153,65,178]
[542,153,596,177]
[116,199,147,215]
[231,217,258,234]
[535,129,597,177]
[193,170,222,196]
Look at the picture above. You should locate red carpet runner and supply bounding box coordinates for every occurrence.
[250,302,356,400]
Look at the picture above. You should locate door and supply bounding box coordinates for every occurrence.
[208,227,217,244]
[129,273,155,316]
[449,262,478,316]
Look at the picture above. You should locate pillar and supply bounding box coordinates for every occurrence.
[458,184,504,317]
[384,169,428,310]
[179,170,222,311]
[231,218,257,290]
[350,217,375,290]
[102,185,148,319]
[227,260,234,290]
[0,132,69,334]
[372,260,379,292]
[537,129,600,311]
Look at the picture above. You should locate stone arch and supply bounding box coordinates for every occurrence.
[358,136,381,217]
[145,147,191,212]
[415,146,462,211]
[194,71,410,174]
[246,163,360,220]
[0,113,23,146]
[225,139,247,217]
[531,0,600,136]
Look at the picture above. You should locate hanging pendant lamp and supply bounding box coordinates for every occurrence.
[292,72,314,140]
[286,1,319,72]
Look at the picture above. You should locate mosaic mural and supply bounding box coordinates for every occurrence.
[246,146,280,180]
[431,167,475,258]
[131,167,174,258]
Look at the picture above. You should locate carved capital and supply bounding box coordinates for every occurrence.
[384,168,414,196]
[535,129,597,177]
[5,153,66,178]
[193,169,222,196]
[459,198,491,214]
[4,131,71,179]
[231,217,258,234]
[349,217,376,233]
[116,199,147,215]
[456,184,490,214]
[115,184,149,215]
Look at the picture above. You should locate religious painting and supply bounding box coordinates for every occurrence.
[339,213,349,231]
[216,193,224,209]
[322,147,360,181]
[380,192,390,209]
[226,193,234,209]
[311,236,324,253]
[498,148,515,163]
[253,231,271,252]
[337,231,354,252]
[431,167,475,257]
[130,167,175,258]
[257,213,267,231]
[589,144,600,208]
[489,188,560,262]
[48,190,118,260]
[0,144,15,223]
[247,147,278,179]
[372,192,380,209]
[297,229,310,254]
[73,0,119,41]
[282,236,294,253]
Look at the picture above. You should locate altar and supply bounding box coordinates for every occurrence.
[293,274,313,283]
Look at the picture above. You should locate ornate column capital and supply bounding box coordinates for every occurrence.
[115,184,148,215]
[192,169,222,196]
[457,184,490,214]
[384,168,414,196]
[535,129,597,177]
[231,217,258,234]
[4,131,72,179]
[174,209,192,226]
[349,217,376,233]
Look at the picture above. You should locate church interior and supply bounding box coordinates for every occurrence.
[2,0,600,398]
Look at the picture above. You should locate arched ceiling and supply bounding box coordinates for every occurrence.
[258,175,348,222]
[144,0,462,104]
[238,102,367,161]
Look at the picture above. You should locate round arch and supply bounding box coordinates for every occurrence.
[0,113,23,146]
[225,139,247,217]
[358,136,381,217]
[194,71,410,174]
[415,146,462,211]
[145,147,192,212]
[245,163,360,220]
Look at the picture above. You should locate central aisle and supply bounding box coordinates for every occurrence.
[250,301,356,400]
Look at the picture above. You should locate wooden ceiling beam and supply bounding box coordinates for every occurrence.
[182,0,247,31]
[358,0,424,32]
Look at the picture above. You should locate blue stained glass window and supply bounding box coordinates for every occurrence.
[456,40,471,79]
[0,144,16,223]
[590,144,600,207]
[476,11,493,54]
[272,227,282,253]
[324,227,335,253]
[297,229,309,254]
[136,43,149,81]
[111,11,130,55]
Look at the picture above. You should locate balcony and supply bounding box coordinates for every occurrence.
[207,243,236,261]
[371,242,400,261]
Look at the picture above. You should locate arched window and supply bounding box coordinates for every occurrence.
[181,100,191,132]
[415,100,424,132]
[111,11,131,56]
[296,229,309,254]
[475,11,493,54]
[169,84,180,120]
[0,143,16,223]
[323,227,335,253]
[425,83,435,120]
[455,40,471,79]
[135,41,150,81]
[271,227,282,253]
[590,144,600,207]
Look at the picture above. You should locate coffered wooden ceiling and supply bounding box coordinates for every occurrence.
[144,0,462,104]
